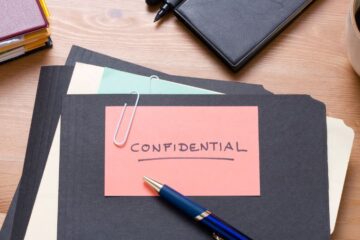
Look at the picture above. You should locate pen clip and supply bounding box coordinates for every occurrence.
[212,233,225,240]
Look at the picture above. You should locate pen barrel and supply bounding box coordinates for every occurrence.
[159,185,252,240]
[159,185,207,219]
[200,214,252,240]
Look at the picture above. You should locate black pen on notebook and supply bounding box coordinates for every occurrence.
[144,176,252,240]
[154,0,182,22]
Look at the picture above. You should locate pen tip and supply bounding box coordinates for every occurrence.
[143,176,163,192]
[143,176,151,182]
[154,15,160,22]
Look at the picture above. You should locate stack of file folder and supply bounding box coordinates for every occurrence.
[0,46,355,240]
[0,0,52,63]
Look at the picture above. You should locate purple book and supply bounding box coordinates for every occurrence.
[0,0,48,41]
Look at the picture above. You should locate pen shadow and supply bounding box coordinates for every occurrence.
[152,196,212,237]
[142,180,211,236]
[147,5,160,13]
[154,12,174,28]
[171,0,324,80]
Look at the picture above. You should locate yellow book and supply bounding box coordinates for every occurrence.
[0,38,50,63]
[0,29,50,53]
[39,0,50,18]
[24,38,48,51]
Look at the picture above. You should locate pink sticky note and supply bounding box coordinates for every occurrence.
[105,106,260,196]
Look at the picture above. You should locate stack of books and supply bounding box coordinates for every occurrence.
[0,0,52,64]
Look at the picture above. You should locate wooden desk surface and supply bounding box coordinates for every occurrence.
[0,0,359,238]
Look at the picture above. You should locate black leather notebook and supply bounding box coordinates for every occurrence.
[174,0,314,71]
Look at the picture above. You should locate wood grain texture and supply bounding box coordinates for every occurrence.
[0,212,5,229]
[0,0,359,238]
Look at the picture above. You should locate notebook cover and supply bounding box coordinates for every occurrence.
[6,46,270,240]
[58,94,329,240]
[174,0,314,71]
[0,0,48,41]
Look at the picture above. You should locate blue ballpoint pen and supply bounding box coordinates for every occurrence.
[143,176,252,240]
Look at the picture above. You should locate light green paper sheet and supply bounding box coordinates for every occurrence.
[99,68,220,94]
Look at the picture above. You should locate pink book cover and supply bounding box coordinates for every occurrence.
[0,0,48,41]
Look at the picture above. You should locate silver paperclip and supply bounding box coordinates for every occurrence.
[149,75,159,94]
[113,91,140,147]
